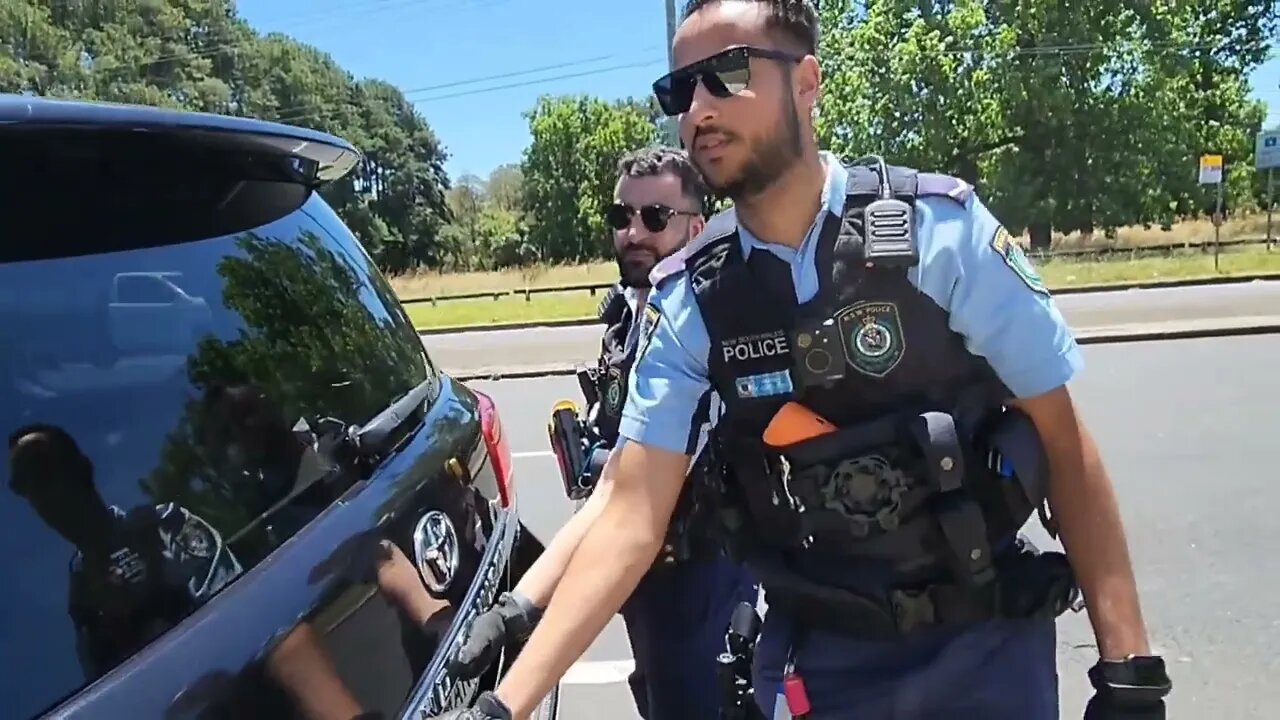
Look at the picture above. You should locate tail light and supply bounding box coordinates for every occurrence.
[473,389,514,508]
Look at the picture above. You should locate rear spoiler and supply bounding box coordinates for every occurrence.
[0,94,361,187]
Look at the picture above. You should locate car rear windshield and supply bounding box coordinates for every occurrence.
[0,129,430,719]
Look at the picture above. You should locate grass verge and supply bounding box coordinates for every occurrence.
[403,244,1280,330]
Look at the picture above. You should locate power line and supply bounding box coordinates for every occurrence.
[249,37,1270,126]
[410,58,668,103]
[268,49,664,124]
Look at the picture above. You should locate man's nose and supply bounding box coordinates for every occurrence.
[681,82,719,144]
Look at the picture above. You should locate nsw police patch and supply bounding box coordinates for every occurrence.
[636,303,661,359]
[605,367,624,414]
[991,226,1049,296]
[835,301,905,378]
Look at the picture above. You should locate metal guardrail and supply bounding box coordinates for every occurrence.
[399,236,1273,307]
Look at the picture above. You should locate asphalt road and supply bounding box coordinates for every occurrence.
[426,280,1280,377]
[466,334,1279,720]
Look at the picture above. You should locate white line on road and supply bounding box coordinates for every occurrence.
[561,659,636,686]
[513,450,554,458]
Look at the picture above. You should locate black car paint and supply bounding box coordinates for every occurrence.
[47,376,513,720]
[0,95,549,720]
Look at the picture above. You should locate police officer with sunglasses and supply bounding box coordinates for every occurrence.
[435,2,1172,718]
[437,147,758,720]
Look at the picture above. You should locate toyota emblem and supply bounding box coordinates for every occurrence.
[413,510,459,595]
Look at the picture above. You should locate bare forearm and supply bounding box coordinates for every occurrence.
[512,480,611,608]
[495,490,662,716]
[1048,428,1150,659]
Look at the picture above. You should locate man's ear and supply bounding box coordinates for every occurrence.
[795,54,821,116]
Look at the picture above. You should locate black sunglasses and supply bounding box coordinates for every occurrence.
[652,45,804,117]
[605,202,699,233]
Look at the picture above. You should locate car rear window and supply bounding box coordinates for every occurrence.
[0,129,431,719]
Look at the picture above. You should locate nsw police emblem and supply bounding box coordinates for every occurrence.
[835,301,905,378]
[636,304,661,360]
[605,367,624,414]
[991,226,1049,296]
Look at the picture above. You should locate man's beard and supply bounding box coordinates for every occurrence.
[697,93,804,202]
[615,243,679,288]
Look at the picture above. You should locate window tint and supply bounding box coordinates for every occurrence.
[0,179,430,718]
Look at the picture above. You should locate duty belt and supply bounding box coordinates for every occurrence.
[750,537,1079,640]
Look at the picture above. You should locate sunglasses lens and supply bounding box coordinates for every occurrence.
[704,50,750,96]
[639,206,671,233]
[653,48,754,115]
[654,73,695,116]
[605,204,632,230]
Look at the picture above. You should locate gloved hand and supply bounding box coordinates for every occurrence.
[426,690,512,720]
[1083,656,1171,720]
[446,591,542,679]
[1083,693,1165,720]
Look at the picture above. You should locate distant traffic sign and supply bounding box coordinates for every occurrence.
[1199,154,1224,184]
[1256,131,1280,170]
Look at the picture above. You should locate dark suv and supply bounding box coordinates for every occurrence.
[0,95,556,720]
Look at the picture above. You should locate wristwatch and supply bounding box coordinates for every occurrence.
[1088,655,1172,705]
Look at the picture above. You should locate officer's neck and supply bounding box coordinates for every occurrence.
[734,151,827,250]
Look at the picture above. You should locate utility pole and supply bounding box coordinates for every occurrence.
[664,0,679,145]
[665,0,677,71]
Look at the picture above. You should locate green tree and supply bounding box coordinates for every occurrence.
[520,94,660,263]
[815,0,1277,248]
[486,163,524,214]
[3,0,453,271]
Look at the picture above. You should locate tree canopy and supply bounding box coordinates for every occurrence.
[4,0,1275,264]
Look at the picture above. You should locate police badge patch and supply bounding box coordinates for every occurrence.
[991,226,1049,296]
[835,301,905,378]
[605,367,624,414]
[636,303,661,359]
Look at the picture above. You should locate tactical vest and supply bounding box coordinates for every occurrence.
[677,162,1068,637]
[588,283,721,566]
[591,284,634,447]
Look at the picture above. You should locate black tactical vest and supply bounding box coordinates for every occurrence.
[591,284,634,447]
[678,162,1035,595]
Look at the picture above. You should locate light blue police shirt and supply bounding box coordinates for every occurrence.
[618,151,1084,455]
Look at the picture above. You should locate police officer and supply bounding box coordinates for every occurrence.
[438,1,1172,718]
[442,147,758,719]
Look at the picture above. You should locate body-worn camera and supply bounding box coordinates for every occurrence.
[790,316,846,391]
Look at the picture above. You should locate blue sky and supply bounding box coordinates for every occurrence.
[235,0,1280,183]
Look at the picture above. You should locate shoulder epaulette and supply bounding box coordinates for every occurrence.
[917,172,974,205]
[648,206,739,288]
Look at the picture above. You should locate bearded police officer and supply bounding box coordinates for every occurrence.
[437,1,1171,719]
[440,147,757,720]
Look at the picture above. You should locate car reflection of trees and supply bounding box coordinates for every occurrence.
[140,230,429,567]
[118,229,446,718]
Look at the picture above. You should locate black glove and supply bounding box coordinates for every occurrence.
[1083,656,1171,720]
[426,690,513,720]
[446,591,542,679]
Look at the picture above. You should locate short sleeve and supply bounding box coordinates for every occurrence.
[919,193,1084,398]
[618,273,715,455]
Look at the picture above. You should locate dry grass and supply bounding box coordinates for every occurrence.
[402,244,1280,330]
[388,212,1276,300]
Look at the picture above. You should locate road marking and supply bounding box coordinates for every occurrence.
[561,659,635,685]
[513,450,553,458]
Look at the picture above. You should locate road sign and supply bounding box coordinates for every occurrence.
[1199,154,1224,185]
[1256,131,1280,170]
